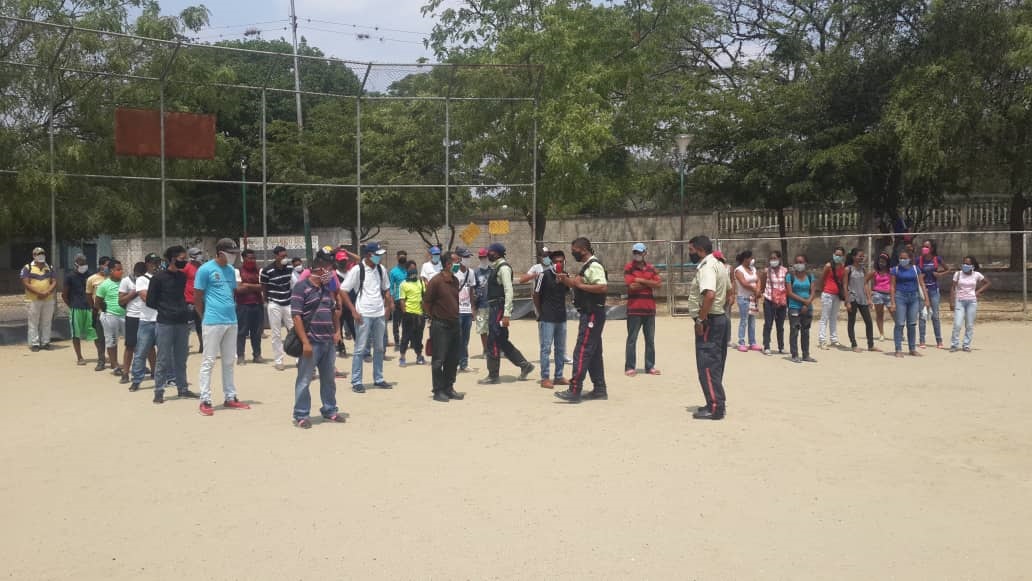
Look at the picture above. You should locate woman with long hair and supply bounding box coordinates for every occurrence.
[817,247,847,349]
[786,254,817,363]
[733,250,761,352]
[759,250,788,355]
[950,256,990,352]
[917,238,948,349]
[844,249,878,353]
[868,252,892,341]
[889,250,930,358]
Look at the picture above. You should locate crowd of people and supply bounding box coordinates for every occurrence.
[17,232,992,425]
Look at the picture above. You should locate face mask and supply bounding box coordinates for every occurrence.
[962,264,973,274]
[451,264,461,273]
[398,257,407,266]
[898,259,911,267]
[769,260,780,269]
[219,251,238,263]
[370,255,382,266]
[856,257,865,265]
[480,259,489,268]
[293,265,303,273]
[34,254,46,263]
[794,263,806,272]
[541,257,552,267]
[688,252,701,264]
[487,254,499,263]
[99,266,109,275]
[280,258,291,266]
[77,264,88,274]
[833,255,844,264]
[431,256,440,265]
[749,258,756,268]
[407,270,418,280]
[174,259,188,269]
[633,254,644,262]
[463,257,475,268]
[921,247,931,255]
[571,251,585,262]
[318,271,333,284]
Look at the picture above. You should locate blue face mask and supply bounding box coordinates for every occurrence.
[541,257,552,267]
[833,255,844,264]
[431,255,440,265]
[961,264,973,274]
[898,259,911,267]
[371,255,382,266]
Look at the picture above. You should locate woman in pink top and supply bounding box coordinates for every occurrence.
[759,250,788,355]
[867,252,892,342]
[949,255,990,352]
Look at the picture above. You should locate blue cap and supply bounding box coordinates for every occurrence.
[632,242,647,253]
[429,246,442,255]
[488,242,506,256]
[364,242,386,256]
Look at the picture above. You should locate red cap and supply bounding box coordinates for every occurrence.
[712,250,724,260]
[478,248,488,258]
[335,250,347,262]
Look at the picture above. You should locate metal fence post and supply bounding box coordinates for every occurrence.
[1023,231,1028,315]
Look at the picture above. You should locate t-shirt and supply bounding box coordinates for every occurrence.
[260,264,293,306]
[194,261,238,325]
[399,279,426,316]
[119,276,143,319]
[475,266,492,308]
[134,274,158,322]
[342,263,390,317]
[891,265,920,294]
[420,260,443,282]
[234,266,262,306]
[535,269,569,323]
[686,254,728,318]
[734,265,758,299]
[389,265,408,300]
[20,262,54,301]
[455,268,477,314]
[86,273,107,298]
[64,271,91,310]
[183,261,200,304]
[624,260,660,317]
[96,278,126,317]
[146,270,189,325]
[954,271,985,302]
[526,263,545,279]
[291,278,337,344]
[918,256,943,291]
[787,272,813,310]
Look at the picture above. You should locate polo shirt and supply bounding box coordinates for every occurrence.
[291,278,337,344]
[624,260,660,317]
[20,262,54,301]
[194,260,238,325]
[687,254,728,318]
[96,278,126,317]
[86,273,107,299]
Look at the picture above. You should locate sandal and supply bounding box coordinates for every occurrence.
[295,418,312,429]
[322,412,346,423]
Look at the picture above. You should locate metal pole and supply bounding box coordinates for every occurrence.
[356,97,362,244]
[445,96,450,232]
[160,82,166,251]
[48,85,57,266]
[241,160,248,249]
[531,99,538,257]
[1023,231,1028,314]
[261,89,268,261]
[289,0,311,261]
[679,158,686,268]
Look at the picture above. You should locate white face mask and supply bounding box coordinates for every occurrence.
[34,254,46,263]
[769,260,780,269]
[749,258,756,268]
[280,258,291,266]
[293,265,303,273]
[77,264,88,274]
[479,259,489,268]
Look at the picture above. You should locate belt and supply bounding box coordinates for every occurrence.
[706,313,726,318]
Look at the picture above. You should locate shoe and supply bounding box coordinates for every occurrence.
[692,407,725,420]
[77,359,87,366]
[518,363,535,381]
[936,343,944,349]
[831,340,842,348]
[459,366,472,373]
[433,392,450,403]
[112,368,123,377]
[322,412,346,423]
[30,345,40,352]
[750,344,762,351]
[363,355,372,364]
[119,375,130,385]
[894,351,905,358]
[554,378,569,386]
[625,369,637,377]
[399,357,407,367]
[646,368,661,376]
[295,417,312,429]
[373,381,393,389]
[129,383,140,392]
[694,405,709,412]
[153,391,164,404]
[275,363,285,371]
[909,350,922,357]
[352,384,366,394]
[791,356,801,363]
[252,356,265,364]
[803,356,818,363]
[949,346,959,352]
[963,346,972,352]
[540,379,554,389]
[334,369,347,378]
[199,401,214,416]
[762,349,772,355]
[224,398,251,410]
[478,376,500,385]
[737,344,748,352]
[445,389,466,400]
[582,390,608,401]
[94,362,105,372]
[236,356,245,366]
[554,388,582,403]
[42,343,52,350]
[818,342,828,350]
[178,390,200,399]
[416,355,426,365]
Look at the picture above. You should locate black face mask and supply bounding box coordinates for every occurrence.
[398,257,407,266]
[571,250,585,262]
[688,252,702,264]
[174,259,188,269]
[487,253,499,262]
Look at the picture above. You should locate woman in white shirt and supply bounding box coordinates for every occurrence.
[949,255,990,352]
[733,250,761,352]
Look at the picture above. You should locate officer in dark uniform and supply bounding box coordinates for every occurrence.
[478,243,535,384]
[555,237,608,403]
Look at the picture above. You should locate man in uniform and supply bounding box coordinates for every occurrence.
[555,238,608,403]
[686,235,731,420]
[478,243,534,384]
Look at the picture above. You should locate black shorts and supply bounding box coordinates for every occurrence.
[125,316,140,349]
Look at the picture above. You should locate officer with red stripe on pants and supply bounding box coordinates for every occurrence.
[555,238,609,403]
[686,235,731,420]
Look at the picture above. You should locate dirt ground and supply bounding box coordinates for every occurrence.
[1,316,1030,580]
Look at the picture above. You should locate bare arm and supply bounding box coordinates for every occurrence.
[194,289,206,321]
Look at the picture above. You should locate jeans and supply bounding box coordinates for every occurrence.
[762,299,787,352]
[919,288,942,344]
[26,298,55,347]
[893,291,920,352]
[130,321,157,384]
[789,307,813,359]
[735,297,756,346]
[293,340,338,420]
[625,315,656,371]
[200,324,238,403]
[818,292,841,344]
[847,302,874,349]
[459,313,473,369]
[154,322,190,393]
[951,300,978,348]
[352,315,386,386]
[267,302,294,365]
[695,313,730,412]
[538,320,567,380]
[430,318,461,394]
[236,303,263,359]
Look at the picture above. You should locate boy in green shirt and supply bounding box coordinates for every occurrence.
[95,261,127,377]
[398,261,426,366]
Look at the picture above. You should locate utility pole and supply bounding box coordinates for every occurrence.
[290,0,313,261]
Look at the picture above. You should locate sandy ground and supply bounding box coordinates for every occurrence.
[1,316,1030,580]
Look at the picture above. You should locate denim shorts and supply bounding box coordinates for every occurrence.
[871,291,891,305]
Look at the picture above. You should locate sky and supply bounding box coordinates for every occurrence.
[157,0,450,63]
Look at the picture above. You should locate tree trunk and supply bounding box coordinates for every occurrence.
[776,206,788,260]
[1008,190,1028,272]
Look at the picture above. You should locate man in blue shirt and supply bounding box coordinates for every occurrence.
[194,238,251,416]
[388,249,408,350]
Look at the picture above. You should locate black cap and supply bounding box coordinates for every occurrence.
[145,253,162,264]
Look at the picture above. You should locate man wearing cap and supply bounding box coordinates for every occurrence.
[261,245,295,371]
[194,238,251,416]
[624,242,663,376]
[479,242,535,385]
[451,246,478,372]
[62,253,96,365]
[389,249,409,349]
[686,235,730,420]
[421,246,444,283]
[555,238,609,403]
[126,254,160,391]
[291,249,345,428]
[342,242,395,392]
[21,247,56,352]
[146,246,200,403]
[423,250,466,402]
[183,247,204,352]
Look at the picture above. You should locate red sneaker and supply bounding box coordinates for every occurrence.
[224,398,251,410]
[199,402,214,416]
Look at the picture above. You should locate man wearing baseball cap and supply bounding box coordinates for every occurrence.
[193,238,251,416]
[341,241,395,392]
[421,245,444,283]
[624,242,663,377]
[184,247,205,352]
[479,242,534,384]
[21,247,56,352]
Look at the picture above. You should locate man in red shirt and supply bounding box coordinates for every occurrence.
[183,247,204,352]
[624,242,663,376]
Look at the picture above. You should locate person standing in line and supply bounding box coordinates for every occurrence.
[117,262,147,384]
[144,246,199,403]
[127,254,160,392]
[261,246,295,371]
[451,247,478,372]
[684,235,730,420]
[194,238,251,416]
[555,238,608,403]
[817,247,847,350]
[234,248,264,365]
[844,249,878,353]
[397,260,427,367]
[869,253,892,342]
[389,250,409,350]
[518,247,550,284]
[917,238,948,349]
[86,256,111,369]
[21,247,56,352]
[183,247,205,353]
[291,249,345,429]
[787,254,817,364]
[95,261,127,378]
[475,248,492,356]
[342,242,395,393]
[534,249,569,389]
[624,242,663,376]
[423,251,466,403]
[733,250,762,352]
[949,256,990,352]
[478,243,535,385]
[759,250,788,356]
[62,253,97,365]
[421,245,444,283]
[290,257,305,287]
[889,250,930,358]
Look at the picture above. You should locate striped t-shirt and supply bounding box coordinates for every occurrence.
[290,279,337,344]
[261,264,294,306]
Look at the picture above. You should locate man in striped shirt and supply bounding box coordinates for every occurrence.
[291,250,344,429]
[262,245,295,371]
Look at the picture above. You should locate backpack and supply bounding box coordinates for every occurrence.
[357,263,386,298]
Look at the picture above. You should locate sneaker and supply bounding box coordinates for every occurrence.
[119,375,130,385]
[224,398,251,410]
[373,381,393,389]
[518,363,535,381]
[540,379,554,389]
[76,359,87,366]
[252,356,266,364]
[334,369,347,378]
[399,357,407,367]
[762,349,772,355]
[129,382,140,392]
[646,368,662,376]
[416,356,426,365]
[30,345,40,352]
[199,401,214,416]
[750,344,762,351]
[236,356,246,366]
[554,388,582,403]
[830,340,842,348]
[153,391,164,404]
[949,346,959,353]
[352,384,366,394]
[275,363,285,371]
[42,343,52,350]
[177,390,200,399]
[803,356,817,363]
[818,342,828,350]
[625,369,637,377]
[478,376,500,385]
[791,356,801,364]
[737,344,748,352]
[963,346,972,352]
[94,362,106,372]
[112,367,123,377]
